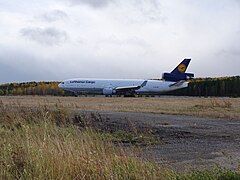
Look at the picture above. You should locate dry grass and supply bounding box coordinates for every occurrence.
[0,96,239,120]
[0,104,171,179]
[0,102,239,179]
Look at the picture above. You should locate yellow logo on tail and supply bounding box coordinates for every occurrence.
[178,64,186,73]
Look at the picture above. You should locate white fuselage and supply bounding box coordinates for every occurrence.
[58,78,188,95]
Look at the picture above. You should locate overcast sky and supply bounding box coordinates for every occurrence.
[0,0,239,84]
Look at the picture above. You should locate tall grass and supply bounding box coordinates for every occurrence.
[0,101,239,179]
[0,103,171,179]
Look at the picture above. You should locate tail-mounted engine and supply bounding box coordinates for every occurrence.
[162,72,194,82]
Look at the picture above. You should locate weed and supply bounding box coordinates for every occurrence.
[194,99,233,109]
[1,96,239,119]
[177,167,240,180]
[0,102,240,179]
[0,104,169,179]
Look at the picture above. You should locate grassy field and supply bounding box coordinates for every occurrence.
[1,102,239,179]
[0,96,239,119]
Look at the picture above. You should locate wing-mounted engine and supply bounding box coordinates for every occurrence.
[102,80,148,95]
[103,87,116,95]
[162,72,194,82]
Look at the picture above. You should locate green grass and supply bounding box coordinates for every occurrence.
[176,167,240,180]
[100,130,161,146]
[0,103,240,179]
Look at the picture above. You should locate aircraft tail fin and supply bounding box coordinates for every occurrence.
[162,58,194,82]
[171,59,191,74]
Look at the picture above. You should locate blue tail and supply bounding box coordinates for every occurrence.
[171,59,191,74]
[162,58,194,82]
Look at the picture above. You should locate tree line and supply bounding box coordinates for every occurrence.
[0,76,239,97]
[0,82,67,96]
[167,76,240,97]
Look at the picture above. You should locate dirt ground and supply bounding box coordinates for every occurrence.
[1,96,240,170]
[82,111,240,171]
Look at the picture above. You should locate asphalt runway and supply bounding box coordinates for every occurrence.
[82,111,240,171]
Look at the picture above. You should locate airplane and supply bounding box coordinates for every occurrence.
[58,58,194,96]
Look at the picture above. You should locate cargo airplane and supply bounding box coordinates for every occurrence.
[58,59,194,96]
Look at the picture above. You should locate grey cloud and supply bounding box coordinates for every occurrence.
[39,10,68,22]
[0,51,58,84]
[217,47,240,57]
[126,37,150,47]
[231,48,240,56]
[235,0,240,6]
[65,0,164,22]
[100,35,150,47]
[216,31,240,57]
[20,27,68,46]
[134,0,163,21]
[114,0,165,24]
[68,0,110,8]
[230,33,240,56]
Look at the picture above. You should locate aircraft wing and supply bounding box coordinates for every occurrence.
[115,80,147,92]
[169,80,186,87]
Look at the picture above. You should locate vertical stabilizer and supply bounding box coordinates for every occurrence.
[171,59,191,74]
